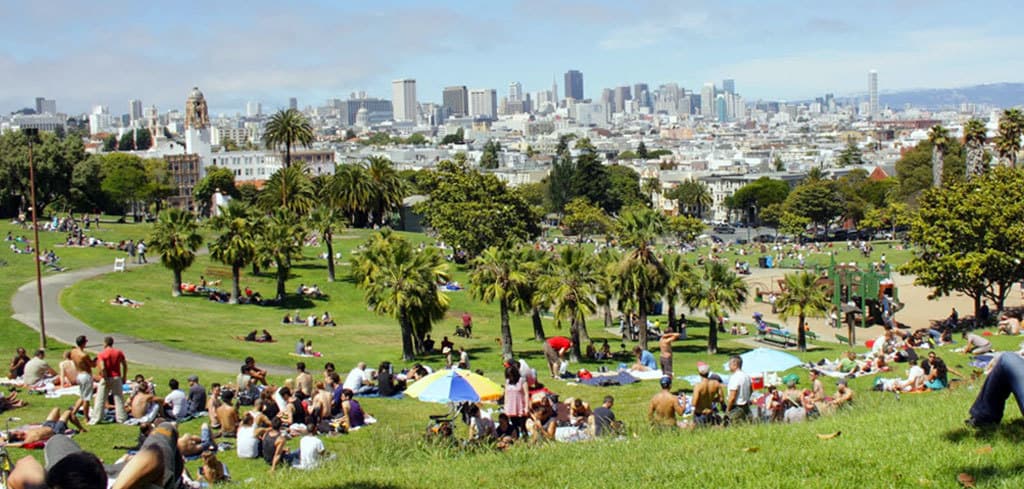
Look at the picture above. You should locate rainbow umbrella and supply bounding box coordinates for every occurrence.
[405,368,504,403]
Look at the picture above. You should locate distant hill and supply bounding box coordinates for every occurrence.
[876,83,1024,110]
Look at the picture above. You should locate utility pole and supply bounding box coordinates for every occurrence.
[25,128,46,349]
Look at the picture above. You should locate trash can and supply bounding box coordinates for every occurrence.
[758,256,768,268]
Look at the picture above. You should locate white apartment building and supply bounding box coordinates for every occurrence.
[392,79,417,123]
[469,89,497,119]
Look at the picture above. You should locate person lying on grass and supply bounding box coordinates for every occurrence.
[110,295,142,308]
[1,407,86,446]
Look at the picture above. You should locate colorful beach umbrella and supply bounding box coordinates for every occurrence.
[404,368,503,403]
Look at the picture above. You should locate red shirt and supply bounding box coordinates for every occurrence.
[546,336,572,351]
[462,313,472,327]
[97,347,126,378]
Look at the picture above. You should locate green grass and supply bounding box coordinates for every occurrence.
[13,221,1024,488]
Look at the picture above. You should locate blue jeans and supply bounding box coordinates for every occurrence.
[969,353,1024,425]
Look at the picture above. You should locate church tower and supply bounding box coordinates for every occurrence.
[184,86,211,157]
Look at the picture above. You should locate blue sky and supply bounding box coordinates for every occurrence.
[2,0,1022,115]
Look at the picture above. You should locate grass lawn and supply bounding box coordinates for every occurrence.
[16,221,1024,488]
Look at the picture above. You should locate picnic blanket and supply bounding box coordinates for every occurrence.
[970,354,994,369]
[289,352,323,358]
[578,371,638,387]
[627,369,665,380]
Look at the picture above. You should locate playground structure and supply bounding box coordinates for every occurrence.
[821,256,898,346]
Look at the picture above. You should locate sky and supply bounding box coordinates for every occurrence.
[2,0,1023,116]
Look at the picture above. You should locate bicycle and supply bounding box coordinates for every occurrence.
[1,416,23,489]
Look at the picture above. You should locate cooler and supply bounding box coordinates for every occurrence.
[751,374,764,390]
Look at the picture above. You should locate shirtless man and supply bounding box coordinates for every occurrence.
[690,362,723,425]
[832,378,854,407]
[4,407,86,446]
[129,382,163,421]
[310,382,333,424]
[295,362,313,399]
[69,335,95,422]
[648,376,685,428]
[216,390,240,436]
[658,328,681,376]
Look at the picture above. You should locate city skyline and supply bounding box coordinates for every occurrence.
[3,0,1023,114]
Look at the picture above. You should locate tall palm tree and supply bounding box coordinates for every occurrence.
[148,208,203,297]
[662,252,694,332]
[963,119,988,179]
[614,208,669,350]
[684,262,748,354]
[333,163,374,227]
[928,125,949,188]
[366,156,407,227]
[540,246,599,362]
[470,247,528,360]
[208,200,257,303]
[263,108,314,169]
[308,206,346,283]
[517,246,551,341]
[774,272,830,352]
[351,229,450,361]
[673,179,713,218]
[594,247,622,331]
[995,109,1023,167]
[259,165,315,214]
[256,210,305,300]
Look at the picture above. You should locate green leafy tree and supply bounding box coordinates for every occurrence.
[333,163,375,227]
[562,198,611,238]
[995,109,1022,167]
[102,134,118,152]
[237,183,260,206]
[440,127,465,145]
[470,247,528,360]
[518,247,552,341]
[571,150,612,212]
[479,140,501,169]
[416,159,540,257]
[775,272,831,351]
[99,153,147,217]
[547,152,575,213]
[351,230,450,361]
[0,131,79,216]
[309,177,348,282]
[928,125,950,188]
[684,262,748,354]
[637,141,649,159]
[594,247,622,331]
[606,164,647,211]
[148,208,203,297]
[263,108,314,169]
[141,158,175,212]
[665,179,712,218]
[193,166,240,217]
[662,253,694,332]
[617,150,638,160]
[258,165,315,215]
[963,118,988,178]
[70,155,109,212]
[729,177,790,225]
[836,139,863,167]
[134,128,152,151]
[861,202,912,238]
[613,208,669,350]
[773,155,786,172]
[540,246,599,361]
[117,132,135,151]
[208,200,257,303]
[783,180,843,231]
[405,133,428,145]
[642,177,661,206]
[666,214,705,243]
[366,156,407,227]
[257,210,306,300]
[894,139,965,201]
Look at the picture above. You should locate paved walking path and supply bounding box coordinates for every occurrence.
[11,260,290,375]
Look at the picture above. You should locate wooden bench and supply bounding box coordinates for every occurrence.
[805,330,819,341]
[835,334,851,345]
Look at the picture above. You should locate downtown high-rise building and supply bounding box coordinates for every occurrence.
[722,79,735,95]
[34,97,56,115]
[868,70,879,119]
[469,89,497,119]
[508,81,523,101]
[289,97,298,110]
[564,69,584,101]
[246,101,262,117]
[613,86,632,113]
[442,86,469,117]
[129,99,143,122]
[633,83,650,109]
[700,82,715,118]
[392,79,418,123]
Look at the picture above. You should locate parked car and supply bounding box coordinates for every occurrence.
[713,225,736,234]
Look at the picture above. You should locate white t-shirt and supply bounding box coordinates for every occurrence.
[164,389,187,419]
[236,426,259,459]
[727,370,752,406]
[297,435,325,469]
[343,368,365,391]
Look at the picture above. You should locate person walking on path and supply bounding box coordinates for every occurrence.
[89,336,128,425]
[136,240,147,264]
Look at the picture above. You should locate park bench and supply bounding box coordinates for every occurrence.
[835,334,851,346]
[759,327,795,348]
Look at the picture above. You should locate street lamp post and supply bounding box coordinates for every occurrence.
[25,128,46,349]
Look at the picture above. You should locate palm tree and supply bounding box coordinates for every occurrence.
[684,262,748,354]
[259,165,315,214]
[675,179,713,218]
[614,208,669,350]
[963,119,988,178]
[308,206,346,283]
[642,176,661,207]
[995,109,1023,167]
[351,229,450,361]
[774,272,830,352]
[662,252,694,332]
[517,247,551,341]
[208,200,257,303]
[470,247,528,361]
[256,210,305,300]
[366,156,407,227]
[540,246,599,362]
[928,125,949,188]
[594,247,622,331]
[263,108,314,169]
[333,163,374,227]
[148,208,203,297]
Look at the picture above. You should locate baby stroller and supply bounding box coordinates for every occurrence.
[425,402,470,442]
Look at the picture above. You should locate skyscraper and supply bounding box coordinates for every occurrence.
[564,70,584,101]
[700,83,715,118]
[633,83,650,109]
[246,101,261,117]
[442,86,469,117]
[469,89,497,119]
[129,99,143,122]
[722,79,735,95]
[392,79,417,123]
[289,97,298,110]
[868,70,879,119]
[508,81,522,102]
[613,86,632,113]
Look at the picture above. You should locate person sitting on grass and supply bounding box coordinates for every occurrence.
[339,389,368,431]
[282,314,292,325]
[466,403,496,442]
[110,421,187,489]
[831,378,854,408]
[648,376,685,429]
[198,448,229,484]
[244,330,258,342]
[216,389,240,437]
[923,351,963,390]
[526,393,557,441]
[129,381,163,423]
[1,407,87,446]
[965,352,1024,429]
[8,347,29,379]
[260,330,273,342]
[242,356,268,385]
[962,331,993,355]
[21,349,57,387]
[321,311,336,326]
[997,312,1022,335]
